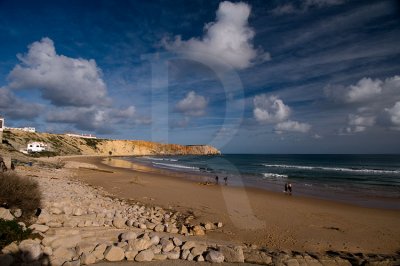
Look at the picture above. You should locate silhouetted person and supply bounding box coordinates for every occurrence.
[288,183,292,195]
[284,183,288,193]
[224,176,228,185]
[215,176,219,184]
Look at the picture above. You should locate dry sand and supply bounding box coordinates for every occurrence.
[63,156,400,255]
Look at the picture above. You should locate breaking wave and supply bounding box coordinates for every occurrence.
[262,164,400,174]
[152,162,199,171]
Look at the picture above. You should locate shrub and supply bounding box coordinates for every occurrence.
[0,172,41,218]
[0,218,32,249]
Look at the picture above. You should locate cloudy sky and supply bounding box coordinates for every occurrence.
[1,0,399,153]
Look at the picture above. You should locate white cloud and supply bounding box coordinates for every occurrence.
[8,37,110,107]
[346,114,376,133]
[275,120,311,133]
[346,77,383,103]
[163,1,269,69]
[175,91,208,116]
[0,87,42,119]
[253,95,290,124]
[386,101,400,130]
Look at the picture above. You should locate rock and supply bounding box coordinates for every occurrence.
[19,239,42,262]
[37,210,51,224]
[73,208,83,216]
[63,219,78,228]
[50,235,81,249]
[187,253,195,261]
[286,258,301,266]
[120,231,137,241]
[47,221,63,228]
[1,242,19,254]
[12,208,22,218]
[53,247,76,262]
[135,249,154,262]
[29,224,50,233]
[62,259,80,266]
[18,221,27,231]
[192,225,205,236]
[50,207,63,215]
[204,222,216,230]
[104,246,125,262]
[219,246,245,263]
[161,240,174,253]
[217,222,223,228]
[173,237,182,246]
[129,238,153,251]
[191,245,208,257]
[196,255,205,262]
[125,250,138,261]
[179,225,188,235]
[244,251,272,265]
[113,217,126,229]
[76,242,96,256]
[154,224,165,232]
[150,235,160,245]
[182,241,197,250]
[0,254,14,266]
[92,243,107,261]
[0,208,14,220]
[81,252,96,265]
[206,250,225,263]
[181,249,190,260]
[153,254,168,260]
[167,250,180,260]
[43,246,53,256]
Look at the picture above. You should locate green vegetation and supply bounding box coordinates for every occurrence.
[0,172,41,218]
[83,138,103,150]
[29,151,58,158]
[0,219,32,249]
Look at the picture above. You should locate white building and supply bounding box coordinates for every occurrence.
[0,116,4,144]
[27,142,48,153]
[66,133,97,139]
[6,127,36,133]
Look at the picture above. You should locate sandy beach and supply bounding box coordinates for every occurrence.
[64,156,400,255]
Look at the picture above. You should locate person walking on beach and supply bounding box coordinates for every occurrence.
[284,182,288,193]
[215,175,219,184]
[224,176,228,185]
[288,183,292,195]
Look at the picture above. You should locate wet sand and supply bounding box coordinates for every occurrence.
[65,156,400,255]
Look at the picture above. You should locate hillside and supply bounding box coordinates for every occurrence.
[2,130,221,156]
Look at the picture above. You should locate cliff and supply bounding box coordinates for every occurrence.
[2,130,221,156]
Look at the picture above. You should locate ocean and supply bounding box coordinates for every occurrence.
[123,154,400,209]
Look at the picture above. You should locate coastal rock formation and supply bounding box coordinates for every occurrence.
[3,130,221,156]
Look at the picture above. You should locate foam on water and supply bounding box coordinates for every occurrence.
[152,162,199,171]
[262,164,400,174]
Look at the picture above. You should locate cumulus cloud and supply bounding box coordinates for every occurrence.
[275,120,311,133]
[175,91,208,116]
[346,114,376,133]
[8,37,110,107]
[385,101,400,130]
[345,78,383,103]
[272,0,346,15]
[253,95,290,124]
[163,1,269,69]
[0,87,42,119]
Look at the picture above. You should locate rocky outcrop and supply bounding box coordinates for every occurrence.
[3,130,221,156]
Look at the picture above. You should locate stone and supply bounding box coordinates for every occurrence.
[181,249,190,260]
[191,245,208,257]
[47,221,63,228]
[154,224,165,232]
[206,250,225,263]
[62,259,80,266]
[37,210,51,224]
[113,217,126,229]
[73,208,83,216]
[43,246,53,256]
[153,254,168,260]
[50,235,81,249]
[219,246,245,263]
[167,251,180,260]
[29,224,50,233]
[182,241,197,250]
[53,247,76,261]
[50,207,63,215]
[196,255,205,262]
[19,239,42,262]
[286,258,301,266]
[204,222,216,230]
[12,208,22,218]
[217,222,223,228]
[0,208,14,220]
[125,250,139,261]
[76,242,96,255]
[179,225,188,235]
[1,242,19,254]
[92,243,107,261]
[244,251,272,265]
[135,249,154,262]
[187,253,194,261]
[150,235,160,245]
[161,240,174,253]
[129,238,153,251]
[120,231,137,241]
[192,225,205,236]
[80,252,96,265]
[0,254,14,266]
[63,219,78,228]
[173,237,182,246]
[104,246,125,262]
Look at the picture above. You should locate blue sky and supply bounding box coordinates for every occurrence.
[1,0,400,153]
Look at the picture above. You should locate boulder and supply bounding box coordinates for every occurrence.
[1,242,19,254]
[92,243,107,261]
[161,240,174,253]
[204,222,216,230]
[196,255,205,262]
[135,249,154,262]
[167,251,180,260]
[43,246,53,256]
[19,239,42,262]
[153,254,168,260]
[191,245,208,257]
[104,246,125,262]
[192,225,205,236]
[219,246,245,263]
[206,250,225,263]
[181,249,190,260]
[80,252,96,265]
[125,250,138,261]
[182,241,197,250]
[150,235,160,245]
[179,225,188,235]
[0,208,14,221]
[50,235,81,249]
[52,247,76,262]
[73,208,83,216]
[154,224,164,232]
[120,231,137,241]
[37,210,51,224]
[29,224,50,233]
[244,251,272,265]
[62,259,80,266]
[173,237,183,246]
[129,238,153,251]
[113,217,126,229]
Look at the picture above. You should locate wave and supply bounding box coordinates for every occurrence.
[262,164,400,174]
[152,162,199,171]
[143,157,178,162]
[262,173,288,179]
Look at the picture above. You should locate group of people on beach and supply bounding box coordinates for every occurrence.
[215,175,228,185]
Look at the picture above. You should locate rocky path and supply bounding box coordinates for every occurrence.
[1,163,399,265]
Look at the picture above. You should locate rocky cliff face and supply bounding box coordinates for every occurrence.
[2,130,221,156]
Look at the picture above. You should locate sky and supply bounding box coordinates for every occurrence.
[0,0,400,154]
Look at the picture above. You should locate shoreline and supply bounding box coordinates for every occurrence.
[63,155,400,254]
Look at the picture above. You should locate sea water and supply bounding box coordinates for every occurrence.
[124,154,400,209]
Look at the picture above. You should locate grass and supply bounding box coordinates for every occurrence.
[0,219,32,249]
[0,172,42,218]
